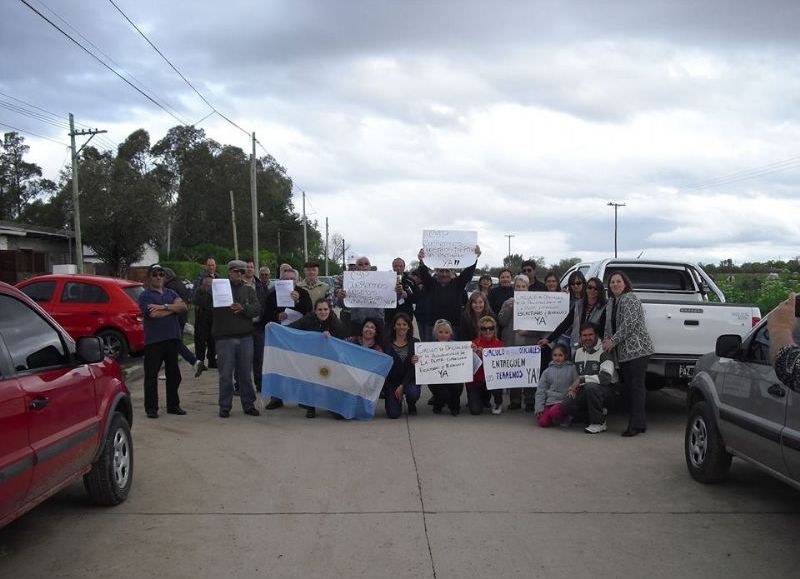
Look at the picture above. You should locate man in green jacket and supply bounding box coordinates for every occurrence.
[213,260,262,418]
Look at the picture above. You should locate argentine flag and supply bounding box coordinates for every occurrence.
[262,323,393,420]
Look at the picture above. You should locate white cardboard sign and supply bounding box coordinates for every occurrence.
[415,341,474,384]
[212,279,233,308]
[422,229,478,269]
[512,291,570,331]
[343,271,397,309]
[275,280,295,308]
[482,346,542,390]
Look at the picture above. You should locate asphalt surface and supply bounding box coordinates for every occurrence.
[2,359,800,578]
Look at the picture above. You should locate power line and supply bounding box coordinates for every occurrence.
[680,155,800,192]
[106,0,250,138]
[0,121,69,146]
[18,0,189,126]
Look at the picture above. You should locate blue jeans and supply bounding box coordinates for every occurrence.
[384,383,421,419]
[217,336,257,411]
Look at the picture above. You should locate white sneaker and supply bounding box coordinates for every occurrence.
[491,402,503,415]
[584,423,607,434]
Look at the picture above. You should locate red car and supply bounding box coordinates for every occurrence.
[0,281,134,529]
[17,274,145,361]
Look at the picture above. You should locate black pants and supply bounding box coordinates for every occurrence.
[252,327,265,392]
[143,339,181,412]
[619,356,649,429]
[561,382,616,424]
[429,383,463,411]
[466,381,502,415]
[195,312,216,365]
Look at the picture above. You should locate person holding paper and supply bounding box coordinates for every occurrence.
[382,313,421,418]
[427,319,465,416]
[383,257,416,327]
[416,245,480,334]
[468,316,504,415]
[602,271,654,437]
[212,260,262,418]
[497,274,543,411]
[263,269,313,410]
[289,299,348,418]
[336,256,385,337]
[539,277,607,357]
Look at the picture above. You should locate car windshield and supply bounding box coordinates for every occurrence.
[123,285,144,303]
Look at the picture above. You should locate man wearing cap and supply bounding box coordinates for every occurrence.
[138,264,188,419]
[213,260,262,418]
[299,261,329,305]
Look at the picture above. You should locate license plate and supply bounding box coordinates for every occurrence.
[678,364,695,379]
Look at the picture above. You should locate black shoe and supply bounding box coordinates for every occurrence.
[167,406,187,415]
[407,403,417,416]
[508,402,522,410]
[432,405,443,414]
[219,409,230,418]
[208,362,218,369]
[450,407,460,416]
[244,407,260,417]
[306,408,316,419]
[146,410,159,419]
[265,399,284,410]
[524,403,535,413]
[621,427,646,437]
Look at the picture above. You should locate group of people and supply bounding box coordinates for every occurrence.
[139,246,658,437]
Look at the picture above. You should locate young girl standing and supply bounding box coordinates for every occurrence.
[428,319,464,416]
[534,344,577,427]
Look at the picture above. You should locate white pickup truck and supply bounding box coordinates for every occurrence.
[559,259,761,387]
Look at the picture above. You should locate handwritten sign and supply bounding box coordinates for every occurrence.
[422,229,478,269]
[513,291,570,331]
[275,280,295,308]
[483,346,541,390]
[415,341,473,384]
[212,279,233,308]
[343,271,397,309]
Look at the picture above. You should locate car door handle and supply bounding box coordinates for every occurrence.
[768,384,786,398]
[684,320,699,326]
[29,397,49,410]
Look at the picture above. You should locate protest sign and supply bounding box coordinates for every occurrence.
[211,279,233,308]
[512,291,570,331]
[275,280,295,308]
[482,346,542,390]
[415,341,473,384]
[281,308,303,325]
[343,270,397,309]
[422,229,478,269]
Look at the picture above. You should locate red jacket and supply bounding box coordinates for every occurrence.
[471,335,504,385]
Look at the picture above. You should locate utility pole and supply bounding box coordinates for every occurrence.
[230,190,239,259]
[302,191,308,262]
[607,201,626,258]
[250,132,258,271]
[324,217,329,276]
[342,238,346,271]
[504,234,515,260]
[68,113,106,273]
[277,230,281,262]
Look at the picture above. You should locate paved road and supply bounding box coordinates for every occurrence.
[2,362,800,578]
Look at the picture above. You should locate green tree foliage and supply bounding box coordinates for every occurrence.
[0,132,55,220]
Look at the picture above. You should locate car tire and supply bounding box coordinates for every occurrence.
[685,400,732,483]
[97,329,128,361]
[84,412,133,505]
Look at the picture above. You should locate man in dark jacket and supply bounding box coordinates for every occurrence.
[193,257,219,368]
[213,260,262,418]
[521,259,547,292]
[384,257,416,327]
[416,245,481,333]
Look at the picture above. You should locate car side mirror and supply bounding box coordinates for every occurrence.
[76,336,105,364]
[715,334,742,358]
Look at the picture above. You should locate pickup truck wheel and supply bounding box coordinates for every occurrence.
[84,412,133,505]
[97,329,128,361]
[685,401,731,483]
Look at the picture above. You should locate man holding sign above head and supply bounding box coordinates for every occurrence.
[417,234,480,335]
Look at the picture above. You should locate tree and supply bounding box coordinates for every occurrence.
[0,132,54,220]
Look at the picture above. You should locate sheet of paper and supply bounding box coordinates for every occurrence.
[512,291,570,331]
[414,341,474,384]
[482,346,542,390]
[281,308,303,325]
[343,270,397,309]
[212,279,233,308]
[275,280,295,308]
[422,229,478,269]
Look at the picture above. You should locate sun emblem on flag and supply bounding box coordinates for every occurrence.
[319,366,330,378]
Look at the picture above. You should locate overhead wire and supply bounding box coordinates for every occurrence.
[679,155,800,192]
[18,0,190,126]
[0,121,70,146]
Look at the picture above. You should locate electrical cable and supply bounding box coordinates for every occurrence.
[0,121,69,146]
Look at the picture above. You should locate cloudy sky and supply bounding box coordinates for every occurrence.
[2,0,799,269]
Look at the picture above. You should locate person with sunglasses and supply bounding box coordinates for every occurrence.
[139,264,188,419]
[213,260,262,419]
[520,260,547,291]
[539,277,607,357]
[468,316,505,415]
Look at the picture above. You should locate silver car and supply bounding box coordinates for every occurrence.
[685,313,800,489]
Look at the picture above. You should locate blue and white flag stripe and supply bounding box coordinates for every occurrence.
[261,324,393,420]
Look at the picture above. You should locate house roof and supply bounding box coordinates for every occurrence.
[0,220,74,239]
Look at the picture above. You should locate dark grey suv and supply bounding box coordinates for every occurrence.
[685,314,800,489]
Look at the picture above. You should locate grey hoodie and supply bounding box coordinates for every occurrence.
[534,360,578,413]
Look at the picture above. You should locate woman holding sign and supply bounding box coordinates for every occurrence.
[602,271,654,437]
[383,313,421,418]
[469,316,505,415]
